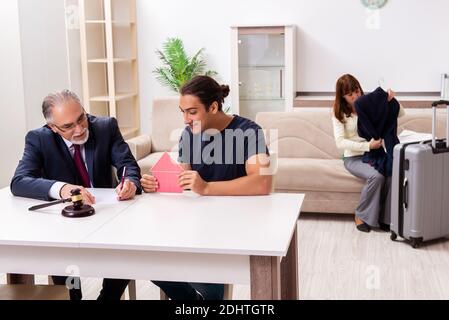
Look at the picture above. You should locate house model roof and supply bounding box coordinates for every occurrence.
[152,152,183,172]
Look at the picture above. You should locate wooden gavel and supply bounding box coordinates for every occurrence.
[28,188,95,218]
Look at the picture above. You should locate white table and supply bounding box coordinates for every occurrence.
[0,188,303,299]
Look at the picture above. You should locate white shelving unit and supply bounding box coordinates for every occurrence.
[231,25,296,120]
[79,0,140,140]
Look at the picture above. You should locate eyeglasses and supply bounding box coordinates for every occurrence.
[50,112,87,132]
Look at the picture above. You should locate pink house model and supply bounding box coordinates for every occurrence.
[151,152,183,193]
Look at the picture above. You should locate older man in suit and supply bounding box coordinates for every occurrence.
[11,89,141,300]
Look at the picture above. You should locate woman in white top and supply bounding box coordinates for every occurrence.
[332,74,405,233]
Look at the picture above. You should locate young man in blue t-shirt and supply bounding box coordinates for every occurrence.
[140,75,273,299]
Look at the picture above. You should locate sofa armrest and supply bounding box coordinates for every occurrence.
[126,134,152,161]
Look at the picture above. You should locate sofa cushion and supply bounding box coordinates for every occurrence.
[274,190,361,214]
[256,109,447,160]
[256,110,341,159]
[275,158,365,193]
[151,98,184,152]
[126,134,152,160]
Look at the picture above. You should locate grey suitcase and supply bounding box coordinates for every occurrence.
[390,100,449,248]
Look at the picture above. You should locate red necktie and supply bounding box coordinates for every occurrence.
[73,144,91,188]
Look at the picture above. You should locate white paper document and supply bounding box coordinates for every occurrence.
[87,188,119,204]
[398,130,433,144]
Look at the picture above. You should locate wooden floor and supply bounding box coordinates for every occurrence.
[2,213,449,299]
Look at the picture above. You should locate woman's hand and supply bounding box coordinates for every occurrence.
[369,138,383,150]
[387,89,395,102]
[140,174,158,193]
[178,171,208,195]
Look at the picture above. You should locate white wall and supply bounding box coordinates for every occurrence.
[65,0,83,100]
[0,0,78,187]
[137,0,449,134]
[18,0,71,130]
[0,1,27,188]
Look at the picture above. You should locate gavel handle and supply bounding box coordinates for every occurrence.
[28,198,71,211]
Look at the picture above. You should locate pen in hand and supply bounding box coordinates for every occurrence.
[119,166,127,195]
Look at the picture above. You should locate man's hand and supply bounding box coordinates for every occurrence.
[115,179,137,200]
[60,184,95,205]
[178,171,208,195]
[140,174,158,193]
[387,89,395,102]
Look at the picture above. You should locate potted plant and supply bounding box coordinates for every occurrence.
[153,37,217,93]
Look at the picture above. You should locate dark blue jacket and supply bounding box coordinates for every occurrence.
[11,115,141,201]
[355,87,400,176]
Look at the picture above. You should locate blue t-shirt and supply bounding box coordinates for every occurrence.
[178,115,269,182]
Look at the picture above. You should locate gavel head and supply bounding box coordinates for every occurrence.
[70,188,84,209]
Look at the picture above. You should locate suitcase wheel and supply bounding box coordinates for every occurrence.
[390,232,397,241]
[410,237,422,249]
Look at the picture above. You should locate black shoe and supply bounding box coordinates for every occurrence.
[379,223,390,232]
[194,290,204,300]
[356,222,371,233]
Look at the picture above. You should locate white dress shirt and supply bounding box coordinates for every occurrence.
[48,137,90,200]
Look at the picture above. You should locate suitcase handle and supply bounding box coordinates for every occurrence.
[431,100,449,107]
[431,101,449,149]
[402,178,408,210]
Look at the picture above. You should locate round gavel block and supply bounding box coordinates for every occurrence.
[62,205,95,218]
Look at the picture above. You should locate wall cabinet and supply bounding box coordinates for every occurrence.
[231,25,296,120]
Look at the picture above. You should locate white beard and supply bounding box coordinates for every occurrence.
[70,128,90,145]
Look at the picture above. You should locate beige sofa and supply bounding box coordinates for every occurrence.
[126,98,184,174]
[127,98,446,214]
[256,109,447,214]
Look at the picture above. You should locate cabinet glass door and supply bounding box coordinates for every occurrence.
[238,33,285,119]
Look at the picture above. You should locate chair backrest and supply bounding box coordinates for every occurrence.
[256,108,447,159]
[151,97,185,153]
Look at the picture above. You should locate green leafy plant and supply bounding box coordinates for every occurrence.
[153,37,217,93]
[223,106,231,114]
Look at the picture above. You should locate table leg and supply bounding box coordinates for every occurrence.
[250,256,281,300]
[281,225,299,300]
[128,280,137,300]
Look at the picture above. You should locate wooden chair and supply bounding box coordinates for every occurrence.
[1,274,68,300]
[122,280,137,300]
[6,273,137,300]
[0,285,69,300]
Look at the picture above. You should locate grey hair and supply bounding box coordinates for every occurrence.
[42,89,83,122]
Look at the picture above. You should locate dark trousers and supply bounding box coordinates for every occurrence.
[51,276,130,301]
[52,276,224,300]
[153,281,224,300]
[92,279,224,300]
